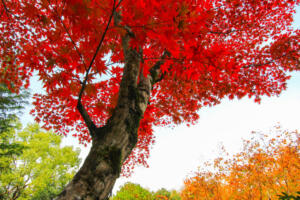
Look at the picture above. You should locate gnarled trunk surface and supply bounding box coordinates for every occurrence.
[55,33,165,200]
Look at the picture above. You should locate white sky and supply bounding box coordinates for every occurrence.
[22,6,300,194]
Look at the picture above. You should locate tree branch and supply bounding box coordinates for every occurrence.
[149,50,171,84]
[78,0,121,102]
[207,29,237,35]
[1,0,11,14]
[1,0,16,18]
[76,0,123,138]
[76,101,97,137]
[242,60,274,69]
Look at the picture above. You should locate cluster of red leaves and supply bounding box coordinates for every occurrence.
[1,0,299,175]
[181,127,300,199]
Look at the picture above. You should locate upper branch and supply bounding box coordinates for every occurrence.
[76,0,123,138]
[76,102,97,137]
[241,51,297,69]
[1,0,18,18]
[78,0,119,102]
[1,0,10,15]
[242,60,274,69]
[149,50,171,85]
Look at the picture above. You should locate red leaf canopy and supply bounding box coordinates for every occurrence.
[1,0,299,175]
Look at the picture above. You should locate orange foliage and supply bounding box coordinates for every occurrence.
[155,195,169,200]
[181,127,300,200]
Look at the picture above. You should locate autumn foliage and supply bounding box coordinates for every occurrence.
[181,127,300,200]
[1,0,299,175]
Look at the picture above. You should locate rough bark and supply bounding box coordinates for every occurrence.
[54,31,168,199]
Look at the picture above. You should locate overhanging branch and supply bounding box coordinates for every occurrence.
[78,0,122,102]
[242,60,274,69]
[76,0,123,138]
[1,0,17,18]
[149,50,171,84]
[1,0,10,15]
[76,102,97,138]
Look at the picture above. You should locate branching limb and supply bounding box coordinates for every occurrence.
[1,0,17,18]
[242,60,274,69]
[241,51,295,69]
[149,50,171,85]
[78,0,120,102]
[1,0,10,15]
[76,0,123,138]
[76,101,97,138]
[113,5,135,38]
[133,51,171,114]
[208,29,237,35]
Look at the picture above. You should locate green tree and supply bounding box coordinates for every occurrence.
[0,83,28,134]
[0,83,29,159]
[111,182,153,200]
[0,83,29,172]
[154,188,171,199]
[111,182,181,200]
[153,188,182,200]
[0,123,81,200]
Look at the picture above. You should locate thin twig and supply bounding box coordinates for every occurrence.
[1,0,11,15]
[242,60,274,69]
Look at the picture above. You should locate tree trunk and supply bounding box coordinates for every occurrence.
[54,33,162,200]
[54,115,141,200]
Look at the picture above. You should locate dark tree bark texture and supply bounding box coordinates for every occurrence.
[55,30,168,199]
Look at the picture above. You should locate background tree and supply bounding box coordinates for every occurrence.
[181,127,300,200]
[111,182,181,200]
[111,182,153,200]
[153,188,181,200]
[1,0,299,199]
[0,83,29,171]
[0,83,28,150]
[0,123,81,200]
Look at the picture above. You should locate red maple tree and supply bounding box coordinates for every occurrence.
[1,0,299,199]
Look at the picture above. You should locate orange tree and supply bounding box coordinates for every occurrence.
[1,0,299,199]
[181,127,300,200]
